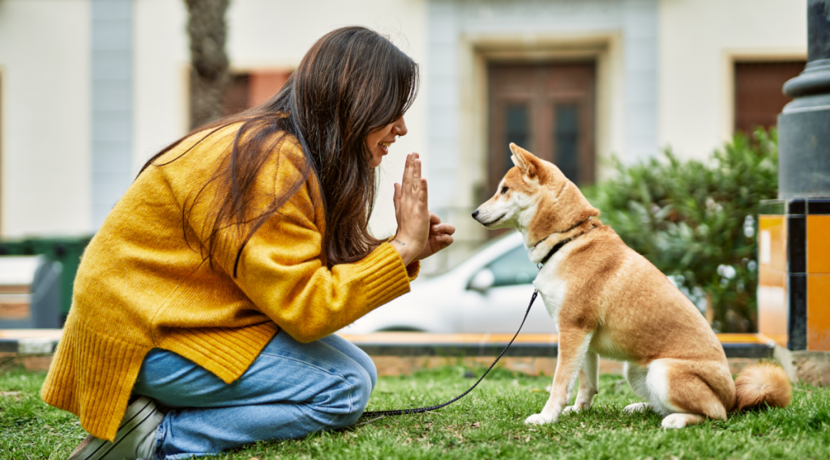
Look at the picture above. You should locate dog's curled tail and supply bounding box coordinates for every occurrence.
[734,362,792,411]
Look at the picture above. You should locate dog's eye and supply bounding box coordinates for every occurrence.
[500,186,509,194]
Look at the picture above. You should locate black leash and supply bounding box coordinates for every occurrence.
[359,289,539,421]
[358,222,595,422]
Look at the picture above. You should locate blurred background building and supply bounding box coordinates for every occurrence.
[0,0,807,272]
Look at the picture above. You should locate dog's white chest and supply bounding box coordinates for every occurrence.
[532,263,567,328]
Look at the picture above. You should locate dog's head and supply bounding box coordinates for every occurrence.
[472,143,599,245]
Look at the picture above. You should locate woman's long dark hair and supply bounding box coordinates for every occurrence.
[139,26,419,276]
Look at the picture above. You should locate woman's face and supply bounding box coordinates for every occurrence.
[366,116,408,167]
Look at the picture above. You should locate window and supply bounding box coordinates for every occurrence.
[488,62,595,194]
[487,245,538,287]
[734,61,805,135]
[0,70,3,234]
[223,69,293,116]
[554,104,580,182]
[504,104,530,174]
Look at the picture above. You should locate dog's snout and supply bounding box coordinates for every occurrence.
[472,210,479,219]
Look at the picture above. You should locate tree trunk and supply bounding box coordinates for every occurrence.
[185,0,230,129]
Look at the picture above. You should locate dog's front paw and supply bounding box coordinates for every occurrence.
[622,402,651,414]
[524,413,555,425]
[562,402,590,415]
[562,405,579,415]
[660,413,705,429]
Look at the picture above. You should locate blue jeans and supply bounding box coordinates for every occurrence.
[132,332,377,459]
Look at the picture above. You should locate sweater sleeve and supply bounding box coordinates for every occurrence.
[406,261,420,281]
[172,133,415,343]
[225,189,413,343]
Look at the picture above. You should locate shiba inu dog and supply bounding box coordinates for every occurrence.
[472,143,791,428]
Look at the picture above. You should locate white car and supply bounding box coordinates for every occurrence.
[342,232,557,334]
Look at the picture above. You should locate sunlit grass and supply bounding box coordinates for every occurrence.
[2,364,828,459]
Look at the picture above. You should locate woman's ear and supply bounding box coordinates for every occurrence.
[509,143,540,179]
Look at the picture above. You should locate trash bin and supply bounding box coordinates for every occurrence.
[0,255,62,328]
[25,236,92,318]
[0,240,31,256]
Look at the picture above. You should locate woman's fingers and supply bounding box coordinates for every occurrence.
[436,233,454,245]
[400,154,411,188]
[410,156,422,194]
[394,182,401,206]
[400,154,418,204]
[431,222,455,236]
[400,154,427,219]
[429,212,441,225]
[393,182,401,222]
[403,153,417,180]
[397,153,415,225]
[400,153,420,197]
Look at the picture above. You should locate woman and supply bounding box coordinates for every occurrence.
[42,26,455,459]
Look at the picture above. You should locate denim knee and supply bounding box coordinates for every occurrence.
[361,351,378,390]
[324,360,374,429]
[321,334,378,391]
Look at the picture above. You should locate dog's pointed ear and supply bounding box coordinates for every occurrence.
[510,143,540,179]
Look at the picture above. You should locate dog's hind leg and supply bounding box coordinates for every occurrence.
[526,329,593,425]
[646,359,733,428]
[563,351,598,414]
[622,361,654,414]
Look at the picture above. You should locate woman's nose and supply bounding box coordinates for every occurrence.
[393,117,408,137]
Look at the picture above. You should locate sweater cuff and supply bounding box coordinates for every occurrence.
[355,243,413,313]
[406,261,420,281]
[382,236,420,280]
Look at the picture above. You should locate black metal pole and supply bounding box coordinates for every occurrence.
[772,0,830,352]
[779,0,830,199]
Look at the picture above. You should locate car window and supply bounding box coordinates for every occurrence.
[423,233,515,277]
[486,245,537,287]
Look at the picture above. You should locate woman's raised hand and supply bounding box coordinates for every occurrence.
[416,212,455,262]
[391,153,431,265]
[391,153,456,265]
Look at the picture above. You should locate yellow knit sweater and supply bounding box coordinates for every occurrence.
[41,124,418,442]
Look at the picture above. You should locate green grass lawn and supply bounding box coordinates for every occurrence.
[2,364,829,459]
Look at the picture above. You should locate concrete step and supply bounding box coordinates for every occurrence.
[1,329,774,358]
[0,329,62,354]
[339,332,775,359]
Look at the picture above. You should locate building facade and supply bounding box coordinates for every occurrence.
[0,0,807,268]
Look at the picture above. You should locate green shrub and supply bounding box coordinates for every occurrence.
[583,129,778,332]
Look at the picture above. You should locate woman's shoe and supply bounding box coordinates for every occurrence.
[68,396,164,460]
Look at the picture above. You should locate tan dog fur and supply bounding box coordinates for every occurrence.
[473,143,791,428]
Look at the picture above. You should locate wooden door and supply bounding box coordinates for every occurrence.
[223,69,293,116]
[488,62,596,195]
[734,61,805,135]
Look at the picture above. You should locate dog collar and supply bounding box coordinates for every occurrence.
[532,217,592,249]
[538,237,574,268]
[535,217,593,269]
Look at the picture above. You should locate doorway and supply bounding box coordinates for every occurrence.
[734,61,805,135]
[487,62,596,195]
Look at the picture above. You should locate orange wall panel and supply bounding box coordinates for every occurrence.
[807,215,830,274]
[759,216,786,273]
[758,216,789,347]
[758,278,787,347]
[807,274,830,351]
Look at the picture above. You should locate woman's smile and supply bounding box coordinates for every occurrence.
[366,116,407,167]
[378,141,392,155]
